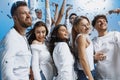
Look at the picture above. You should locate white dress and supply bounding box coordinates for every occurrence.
[31,43,54,80]
[53,42,77,80]
[93,31,120,80]
[0,28,31,80]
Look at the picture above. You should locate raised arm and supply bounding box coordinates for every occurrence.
[55,0,66,26]
[108,8,120,14]
[65,6,72,19]
[65,6,72,32]
[54,3,59,23]
[45,0,52,36]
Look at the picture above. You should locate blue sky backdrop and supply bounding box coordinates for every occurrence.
[0,0,120,41]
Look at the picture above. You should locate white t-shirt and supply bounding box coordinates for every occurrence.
[93,31,120,80]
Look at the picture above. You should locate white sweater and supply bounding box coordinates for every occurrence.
[31,43,54,80]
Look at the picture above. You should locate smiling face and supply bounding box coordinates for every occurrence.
[57,26,69,41]
[35,26,46,42]
[78,18,91,34]
[94,17,107,32]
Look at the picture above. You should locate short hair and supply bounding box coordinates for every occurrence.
[11,1,27,16]
[92,14,108,27]
[35,9,42,13]
[69,13,77,19]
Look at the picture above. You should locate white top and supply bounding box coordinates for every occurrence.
[75,34,94,71]
[0,28,31,80]
[53,42,77,80]
[31,43,54,80]
[65,18,72,34]
[93,31,120,80]
[65,18,73,46]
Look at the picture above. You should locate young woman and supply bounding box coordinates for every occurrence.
[72,16,95,80]
[27,21,55,80]
[49,24,77,80]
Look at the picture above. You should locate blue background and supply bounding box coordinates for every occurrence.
[0,0,120,41]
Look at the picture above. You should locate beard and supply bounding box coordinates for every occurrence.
[17,17,32,28]
[20,22,32,28]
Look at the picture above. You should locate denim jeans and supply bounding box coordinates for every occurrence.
[77,70,95,80]
[40,71,46,80]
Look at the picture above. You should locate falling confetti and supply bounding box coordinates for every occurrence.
[41,0,44,2]
[66,4,73,7]
[7,14,12,19]
[0,10,3,13]
[8,2,10,6]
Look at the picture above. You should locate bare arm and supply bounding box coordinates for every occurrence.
[65,6,72,19]
[108,8,120,14]
[54,3,58,22]
[55,0,66,26]
[77,35,94,80]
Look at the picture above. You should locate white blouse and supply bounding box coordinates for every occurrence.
[31,43,54,80]
[53,42,76,80]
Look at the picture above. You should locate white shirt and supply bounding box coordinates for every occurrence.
[65,18,73,46]
[53,42,76,80]
[0,28,31,80]
[65,18,72,34]
[75,34,94,71]
[31,43,54,80]
[93,31,120,80]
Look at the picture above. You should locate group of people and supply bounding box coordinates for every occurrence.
[0,1,120,80]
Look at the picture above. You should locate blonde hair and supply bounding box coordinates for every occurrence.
[72,16,90,49]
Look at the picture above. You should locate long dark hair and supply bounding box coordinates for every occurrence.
[26,21,48,44]
[49,24,68,53]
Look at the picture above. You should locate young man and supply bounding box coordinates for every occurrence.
[0,1,32,80]
[92,14,120,80]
